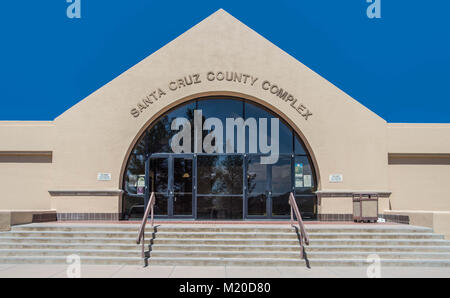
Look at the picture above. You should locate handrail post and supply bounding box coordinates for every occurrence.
[289,192,309,260]
[137,192,156,261]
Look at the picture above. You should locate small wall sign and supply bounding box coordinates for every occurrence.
[97,173,112,181]
[329,174,343,183]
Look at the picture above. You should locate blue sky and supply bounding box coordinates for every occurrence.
[0,1,449,122]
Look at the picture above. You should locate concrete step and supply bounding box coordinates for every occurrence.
[0,237,139,244]
[9,225,434,235]
[149,250,450,260]
[153,232,298,240]
[147,257,450,267]
[1,223,448,267]
[150,237,450,246]
[150,250,302,259]
[308,239,450,246]
[0,242,141,250]
[0,249,140,257]
[148,257,305,266]
[151,238,300,245]
[0,256,142,265]
[0,231,440,241]
[306,251,450,260]
[0,231,156,239]
[308,259,450,267]
[151,244,301,252]
[149,243,450,253]
[305,245,450,253]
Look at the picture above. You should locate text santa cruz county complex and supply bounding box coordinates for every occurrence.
[130,71,313,120]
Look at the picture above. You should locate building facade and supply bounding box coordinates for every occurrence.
[1,10,449,235]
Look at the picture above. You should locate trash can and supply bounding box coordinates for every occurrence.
[353,193,379,223]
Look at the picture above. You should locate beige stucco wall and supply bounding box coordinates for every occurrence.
[387,124,450,212]
[50,196,119,213]
[388,123,450,154]
[0,122,54,210]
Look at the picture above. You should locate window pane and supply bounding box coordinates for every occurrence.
[125,155,145,195]
[197,196,243,219]
[197,155,243,195]
[294,136,307,155]
[271,156,292,194]
[245,102,293,154]
[295,196,317,220]
[173,158,193,193]
[148,102,196,153]
[247,194,267,216]
[294,156,315,193]
[132,137,146,155]
[149,158,168,193]
[198,98,243,153]
[247,156,268,195]
[173,194,192,216]
[154,194,168,216]
[122,194,144,220]
[271,193,290,216]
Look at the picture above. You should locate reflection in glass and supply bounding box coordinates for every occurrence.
[295,196,317,220]
[295,137,307,155]
[173,158,193,216]
[247,194,266,216]
[148,102,196,153]
[123,97,317,220]
[245,102,293,153]
[123,194,144,220]
[173,194,193,216]
[197,196,243,219]
[125,155,145,194]
[272,156,292,194]
[198,99,243,153]
[247,156,268,216]
[149,158,168,193]
[294,156,314,193]
[272,193,290,216]
[154,194,168,216]
[197,155,243,195]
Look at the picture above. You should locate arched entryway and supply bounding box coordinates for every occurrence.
[121,96,318,220]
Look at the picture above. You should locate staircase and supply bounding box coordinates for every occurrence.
[1,223,450,267]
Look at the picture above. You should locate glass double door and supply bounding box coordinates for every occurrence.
[148,155,194,218]
[146,154,313,220]
[245,155,293,219]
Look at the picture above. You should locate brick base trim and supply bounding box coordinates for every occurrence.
[32,212,57,223]
[57,213,120,221]
[318,214,353,222]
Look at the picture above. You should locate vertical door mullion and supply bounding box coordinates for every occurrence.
[193,155,197,219]
[168,156,174,217]
[243,154,248,219]
[267,164,272,218]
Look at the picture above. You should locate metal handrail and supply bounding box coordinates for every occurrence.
[288,192,310,259]
[136,192,156,259]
